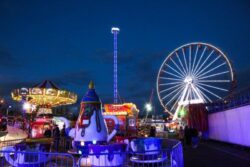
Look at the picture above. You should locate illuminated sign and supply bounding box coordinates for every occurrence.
[104,103,139,116]
[103,111,128,116]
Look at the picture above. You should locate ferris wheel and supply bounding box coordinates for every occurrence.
[156,42,235,120]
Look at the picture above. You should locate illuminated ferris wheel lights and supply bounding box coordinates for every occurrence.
[157,42,235,120]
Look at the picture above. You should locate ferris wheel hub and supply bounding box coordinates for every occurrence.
[184,76,193,84]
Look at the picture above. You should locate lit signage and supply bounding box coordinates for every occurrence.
[104,103,139,116]
[103,111,128,116]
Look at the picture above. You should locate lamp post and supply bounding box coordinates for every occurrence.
[145,103,152,125]
[7,105,12,117]
[7,105,12,124]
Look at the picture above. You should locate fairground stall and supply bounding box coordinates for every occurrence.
[11,80,77,138]
[103,103,139,136]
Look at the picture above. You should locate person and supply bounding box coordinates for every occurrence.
[184,126,191,146]
[60,124,68,150]
[149,126,156,137]
[60,124,66,137]
[191,127,199,148]
[178,126,184,144]
[53,124,60,151]
[44,127,52,138]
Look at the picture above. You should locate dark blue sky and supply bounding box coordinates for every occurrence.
[0,0,250,113]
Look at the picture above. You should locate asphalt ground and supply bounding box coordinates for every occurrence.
[184,141,250,167]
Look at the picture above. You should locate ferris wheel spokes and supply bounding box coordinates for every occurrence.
[162,84,185,100]
[198,80,230,83]
[197,62,227,78]
[166,64,185,78]
[182,48,189,75]
[198,71,230,80]
[165,84,186,107]
[197,87,212,103]
[196,84,222,99]
[176,52,188,75]
[191,45,199,74]
[162,70,183,79]
[197,82,228,92]
[170,58,186,77]
[194,54,221,76]
[194,50,215,76]
[189,45,192,75]
[193,46,207,74]
[159,77,183,81]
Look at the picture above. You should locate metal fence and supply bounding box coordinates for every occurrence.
[0,139,183,167]
[0,138,25,150]
[0,150,75,167]
[206,87,250,113]
[78,150,170,167]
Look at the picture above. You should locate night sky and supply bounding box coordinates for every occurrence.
[0,0,250,115]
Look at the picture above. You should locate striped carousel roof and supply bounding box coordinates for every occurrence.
[33,80,59,90]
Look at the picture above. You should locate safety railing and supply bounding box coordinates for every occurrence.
[50,137,73,153]
[206,87,250,113]
[0,138,26,150]
[0,149,75,167]
[77,139,183,167]
[0,139,183,167]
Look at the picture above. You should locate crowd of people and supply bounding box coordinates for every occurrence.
[43,124,68,151]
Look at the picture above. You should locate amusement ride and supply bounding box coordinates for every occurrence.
[157,42,235,120]
[11,80,77,138]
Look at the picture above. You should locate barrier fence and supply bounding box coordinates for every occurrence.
[206,87,250,113]
[0,139,183,167]
[0,138,25,150]
[0,150,75,167]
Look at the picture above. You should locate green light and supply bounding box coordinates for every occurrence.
[179,108,186,117]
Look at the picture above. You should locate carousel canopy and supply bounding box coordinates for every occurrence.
[33,80,59,90]
[11,80,77,107]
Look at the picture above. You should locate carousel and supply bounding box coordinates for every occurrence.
[11,80,77,138]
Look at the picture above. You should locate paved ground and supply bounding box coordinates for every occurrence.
[184,141,250,167]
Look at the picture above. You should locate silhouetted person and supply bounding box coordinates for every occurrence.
[60,124,66,137]
[53,125,60,151]
[149,126,156,137]
[179,126,184,143]
[44,128,52,138]
[191,127,199,148]
[184,126,191,146]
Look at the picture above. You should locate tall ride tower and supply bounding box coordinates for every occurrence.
[111,27,120,104]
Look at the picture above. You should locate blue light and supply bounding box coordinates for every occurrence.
[111,27,120,104]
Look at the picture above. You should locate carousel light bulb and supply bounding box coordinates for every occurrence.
[80,141,85,146]
[23,102,31,110]
[92,140,97,144]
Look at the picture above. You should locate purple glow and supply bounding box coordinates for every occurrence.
[208,105,250,147]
